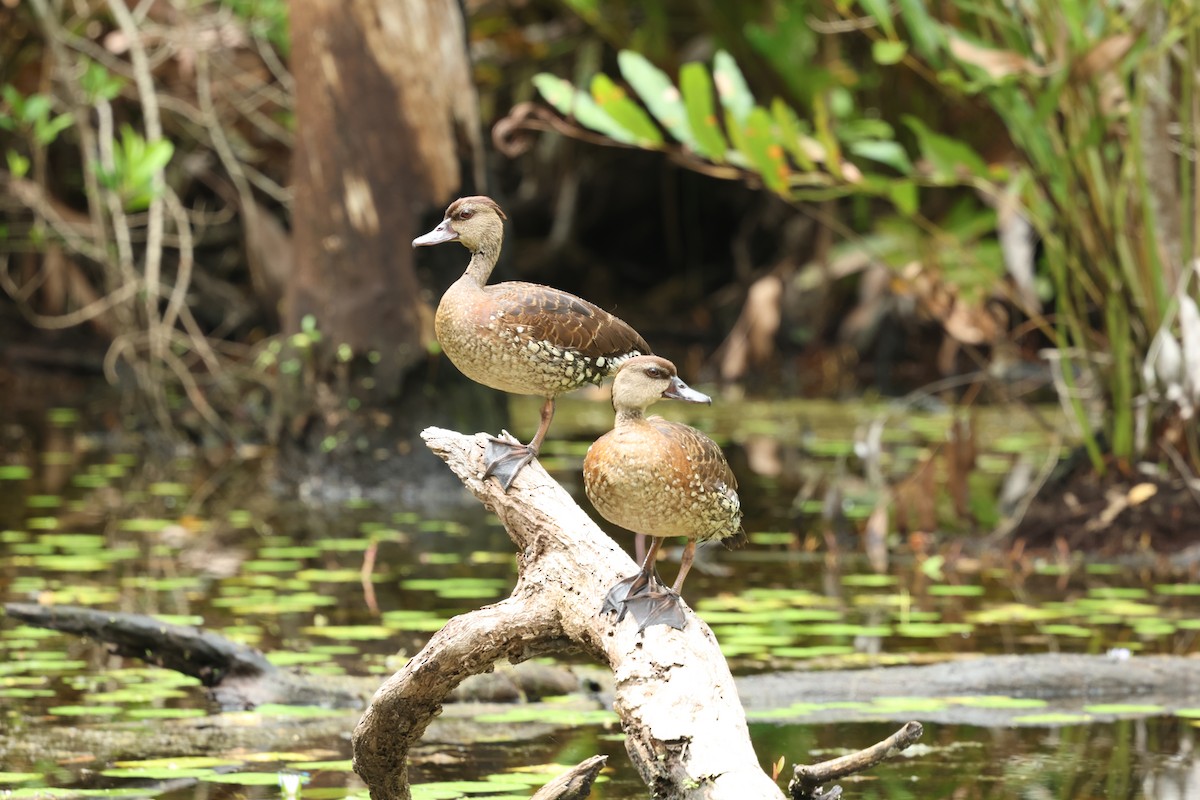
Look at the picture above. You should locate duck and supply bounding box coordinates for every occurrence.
[413,196,651,491]
[583,355,743,631]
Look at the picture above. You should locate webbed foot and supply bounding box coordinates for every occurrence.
[601,571,654,618]
[482,437,538,492]
[601,569,686,631]
[623,589,686,631]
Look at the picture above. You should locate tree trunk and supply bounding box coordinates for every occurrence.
[286,0,481,393]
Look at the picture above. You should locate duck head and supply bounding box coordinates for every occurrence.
[413,196,507,254]
[612,355,711,415]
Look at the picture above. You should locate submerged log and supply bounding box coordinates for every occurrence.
[354,428,794,800]
[1,602,577,709]
[3,601,362,710]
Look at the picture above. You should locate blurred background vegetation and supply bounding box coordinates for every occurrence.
[2,0,1198,488]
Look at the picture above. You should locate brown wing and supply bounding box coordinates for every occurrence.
[650,419,739,495]
[486,281,651,361]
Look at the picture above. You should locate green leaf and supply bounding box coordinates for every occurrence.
[872,40,909,65]
[903,115,988,180]
[896,0,942,63]
[849,140,913,173]
[35,113,73,146]
[771,98,816,171]
[6,150,29,179]
[532,73,638,145]
[712,50,754,126]
[680,62,727,162]
[21,95,50,124]
[80,61,125,103]
[859,0,896,38]
[887,180,919,216]
[617,51,692,146]
[590,73,663,148]
[740,105,789,194]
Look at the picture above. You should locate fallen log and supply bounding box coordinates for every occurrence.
[352,428,920,800]
[1,602,579,709]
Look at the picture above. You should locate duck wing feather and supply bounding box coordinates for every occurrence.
[488,281,650,360]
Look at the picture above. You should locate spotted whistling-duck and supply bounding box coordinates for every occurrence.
[413,196,651,491]
[583,355,743,631]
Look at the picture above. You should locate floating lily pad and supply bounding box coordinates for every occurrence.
[113,757,241,770]
[300,624,393,640]
[124,708,209,720]
[203,772,298,786]
[0,465,33,480]
[1011,712,1093,725]
[841,574,898,587]
[953,696,1047,709]
[0,773,43,785]
[49,705,123,717]
[929,584,985,597]
[103,768,219,780]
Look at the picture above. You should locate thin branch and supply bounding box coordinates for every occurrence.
[105,0,167,365]
[789,721,923,799]
[0,255,139,330]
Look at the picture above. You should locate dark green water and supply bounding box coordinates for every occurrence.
[2,392,1198,798]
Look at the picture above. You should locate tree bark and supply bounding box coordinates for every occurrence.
[352,427,785,800]
[287,0,481,391]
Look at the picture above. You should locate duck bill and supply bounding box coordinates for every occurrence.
[662,376,711,404]
[413,219,458,247]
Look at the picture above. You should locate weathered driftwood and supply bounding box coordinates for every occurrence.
[352,427,787,800]
[789,721,923,799]
[529,755,608,800]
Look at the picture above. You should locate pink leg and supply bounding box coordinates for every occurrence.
[672,541,697,593]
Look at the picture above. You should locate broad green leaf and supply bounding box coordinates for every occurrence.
[849,140,913,174]
[712,50,753,126]
[140,139,174,178]
[859,0,896,37]
[7,150,29,179]
[590,73,663,148]
[872,40,908,65]
[903,115,988,179]
[771,98,816,171]
[811,93,845,178]
[617,51,692,145]
[532,73,638,145]
[887,181,919,216]
[680,62,727,161]
[740,105,789,194]
[22,94,50,124]
[897,0,942,63]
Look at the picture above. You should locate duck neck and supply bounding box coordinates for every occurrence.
[615,406,648,425]
[465,239,501,287]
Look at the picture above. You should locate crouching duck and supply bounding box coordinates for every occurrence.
[583,355,743,631]
[414,196,651,491]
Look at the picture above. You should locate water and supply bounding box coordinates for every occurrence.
[1,390,1198,798]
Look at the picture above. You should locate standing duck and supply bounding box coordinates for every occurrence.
[414,196,651,491]
[584,355,743,631]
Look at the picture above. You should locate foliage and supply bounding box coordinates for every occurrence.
[528,1,1200,472]
[0,0,292,437]
[94,124,175,212]
[0,85,74,146]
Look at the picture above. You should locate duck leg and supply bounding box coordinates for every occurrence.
[602,538,686,632]
[483,396,555,492]
[671,541,697,593]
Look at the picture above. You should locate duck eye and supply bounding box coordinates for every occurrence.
[457,209,474,220]
[645,367,663,378]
